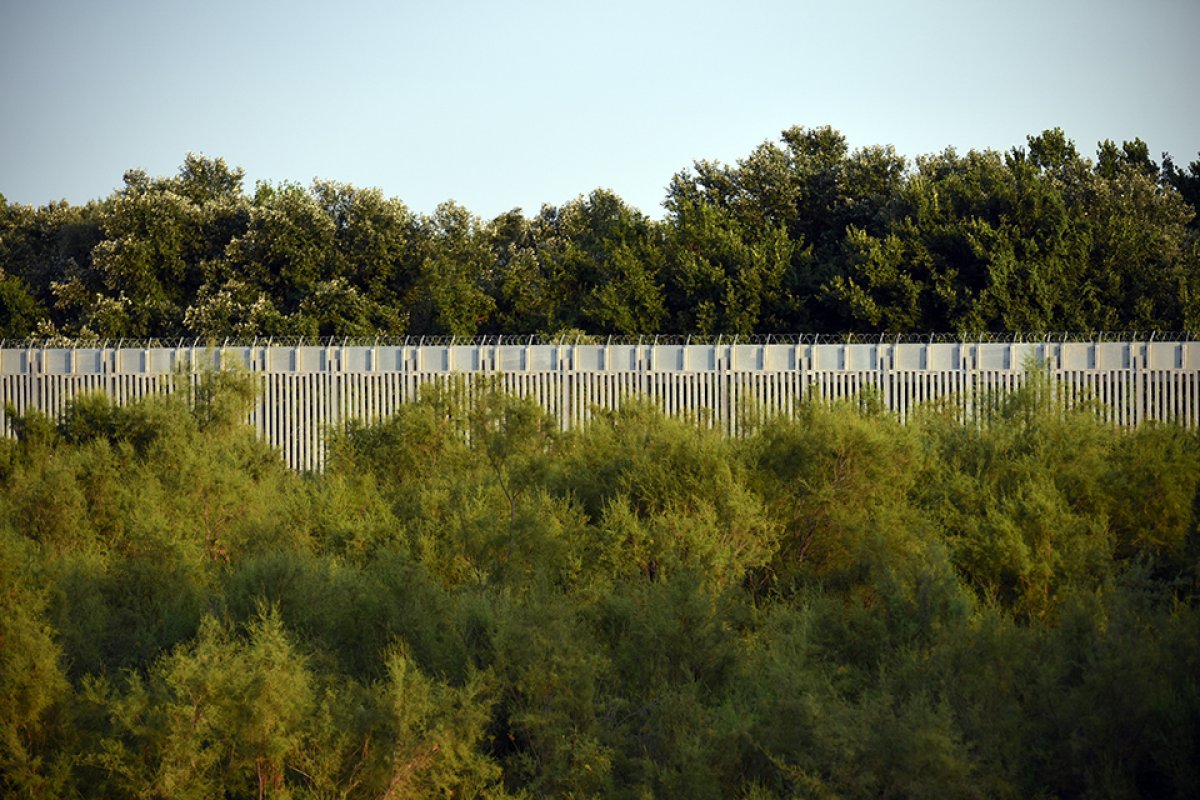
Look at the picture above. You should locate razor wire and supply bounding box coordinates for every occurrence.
[1,330,1195,350]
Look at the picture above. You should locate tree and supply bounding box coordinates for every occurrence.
[666,126,907,331]
[1078,151,1198,329]
[95,608,314,799]
[0,196,100,336]
[548,189,667,335]
[223,181,336,321]
[1162,152,1200,230]
[490,191,668,335]
[48,155,249,338]
[664,196,795,334]
[409,202,496,336]
[0,528,72,797]
[824,129,1200,333]
[0,270,46,339]
[488,208,565,333]
[311,180,418,333]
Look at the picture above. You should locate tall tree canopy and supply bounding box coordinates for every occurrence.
[2,127,1197,339]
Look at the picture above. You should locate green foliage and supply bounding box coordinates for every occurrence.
[3,126,1197,340]
[1103,424,1200,564]
[914,375,1121,618]
[0,527,73,797]
[0,270,46,339]
[489,190,667,335]
[664,195,796,334]
[90,608,314,799]
[0,373,1198,796]
[410,202,497,337]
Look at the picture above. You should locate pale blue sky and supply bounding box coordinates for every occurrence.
[2,0,1197,219]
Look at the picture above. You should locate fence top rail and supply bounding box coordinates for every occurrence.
[1,331,1196,350]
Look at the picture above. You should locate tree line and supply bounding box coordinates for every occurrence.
[2,374,1198,797]
[1,126,1198,340]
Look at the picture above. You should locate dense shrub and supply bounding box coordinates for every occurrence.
[1,375,1197,798]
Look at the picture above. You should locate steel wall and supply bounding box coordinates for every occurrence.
[2,341,1196,470]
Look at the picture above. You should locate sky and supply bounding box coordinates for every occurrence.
[2,0,1198,220]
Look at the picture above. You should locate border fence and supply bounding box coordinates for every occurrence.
[2,339,1197,471]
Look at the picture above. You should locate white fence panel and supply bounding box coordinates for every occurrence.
[0,341,1196,470]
